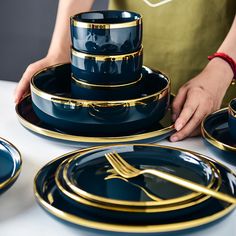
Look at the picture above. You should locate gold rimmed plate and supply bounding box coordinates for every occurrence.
[0,137,22,194]
[201,108,236,157]
[16,95,174,145]
[62,144,219,209]
[34,145,236,234]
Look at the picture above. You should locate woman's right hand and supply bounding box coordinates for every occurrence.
[14,55,69,104]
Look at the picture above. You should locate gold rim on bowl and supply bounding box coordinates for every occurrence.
[229,98,236,118]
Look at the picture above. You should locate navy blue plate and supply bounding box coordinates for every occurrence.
[201,108,236,157]
[30,64,170,136]
[0,137,22,194]
[63,144,218,209]
[16,95,174,145]
[34,145,236,234]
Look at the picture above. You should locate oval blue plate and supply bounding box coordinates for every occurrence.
[0,137,22,194]
[34,145,236,234]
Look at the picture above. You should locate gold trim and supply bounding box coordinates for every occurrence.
[0,137,22,190]
[62,145,218,208]
[71,11,142,29]
[71,46,143,61]
[34,144,236,233]
[201,108,236,153]
[30,64,170,108]
[15,95,174,144]
[71,74,142,88]
[229,99,236,118]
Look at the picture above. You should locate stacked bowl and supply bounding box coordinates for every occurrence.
[30,10,170,137]
[70,10,143,100]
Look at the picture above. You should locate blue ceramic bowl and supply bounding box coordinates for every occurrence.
[70,74,142,100]
[30,63,170,136]
[228,98,236,141]
[70,10,142,55]
[71,47,143,85]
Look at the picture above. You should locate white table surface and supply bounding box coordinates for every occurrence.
[0,80,236,236]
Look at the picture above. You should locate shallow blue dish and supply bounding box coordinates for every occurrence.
[228,98,236,141]
[34,145,236,234]
[71,47,143,86]
[0,137,22,194]
[70,10,142,55]
[30,64,170,136]
[201,108,236,158]
[16,95,174,145]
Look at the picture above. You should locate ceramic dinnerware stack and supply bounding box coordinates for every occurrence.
[34,144,236,234]
[30,10,171,137]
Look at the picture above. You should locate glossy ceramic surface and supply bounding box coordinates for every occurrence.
[34,145,236,234]
[228,98,236,141]
[70,74,142,100]
[71,47,143,86]
[0,137,22,194]
[63,144,218,208]
[55,156,220,224]
[30,64,170,136]
[16,95,174,145]
[71,10,142,55]
[201,108,236,155]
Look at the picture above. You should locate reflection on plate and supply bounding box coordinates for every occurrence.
[63,144,218,208]
[34,144,236,234]
[16,95,174,145]
[0,137,22,194]
[201,108,236,156]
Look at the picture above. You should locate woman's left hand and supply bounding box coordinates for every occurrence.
[170,58,233,142]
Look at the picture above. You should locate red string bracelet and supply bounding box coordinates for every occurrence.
[208,52,236,85]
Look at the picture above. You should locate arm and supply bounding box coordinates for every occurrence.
[14,0,95,103]
[170,15,236,142]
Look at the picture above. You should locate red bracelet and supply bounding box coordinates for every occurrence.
[208,52,236,85]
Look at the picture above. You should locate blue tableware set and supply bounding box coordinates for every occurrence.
[12,10,236,235]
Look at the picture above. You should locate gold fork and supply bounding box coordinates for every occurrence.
[105,152,236,204]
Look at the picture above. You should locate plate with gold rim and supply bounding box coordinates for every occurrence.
[201,108,236,156]
[16,95,174,145]
[34,145,236,234]
[0,137,22,194]
[62,144,219,209]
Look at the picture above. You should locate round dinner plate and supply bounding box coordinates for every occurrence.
[34,145,236,234]
[62,144,218,209]
[16,95,174,145]
[201,108,236,155]
[0,137,22,194]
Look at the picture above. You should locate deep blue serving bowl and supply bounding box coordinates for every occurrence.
[228,98,236,141]
[70,10,142,55]
[30,63,170,136]
[70,74,142,100]
[71,47,143,85]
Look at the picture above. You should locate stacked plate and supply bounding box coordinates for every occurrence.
[16,10,174,145]
[34,144,236,234]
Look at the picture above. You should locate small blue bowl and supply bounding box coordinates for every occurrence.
[228,98,236,141]
[70,74,142,100]
[71,47,143,85]
[70,10,142,55]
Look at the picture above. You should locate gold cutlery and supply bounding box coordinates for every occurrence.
[105,152,236,204]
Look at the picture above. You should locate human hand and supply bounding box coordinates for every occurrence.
[170,58,233,142]
[14,55,69,104]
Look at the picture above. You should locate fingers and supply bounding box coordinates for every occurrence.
[172,86,187,121]
[170,104,209,142]
[14,59,48,104]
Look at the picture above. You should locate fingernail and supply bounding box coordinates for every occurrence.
[175,122,183,131]
[170,136,178,142]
